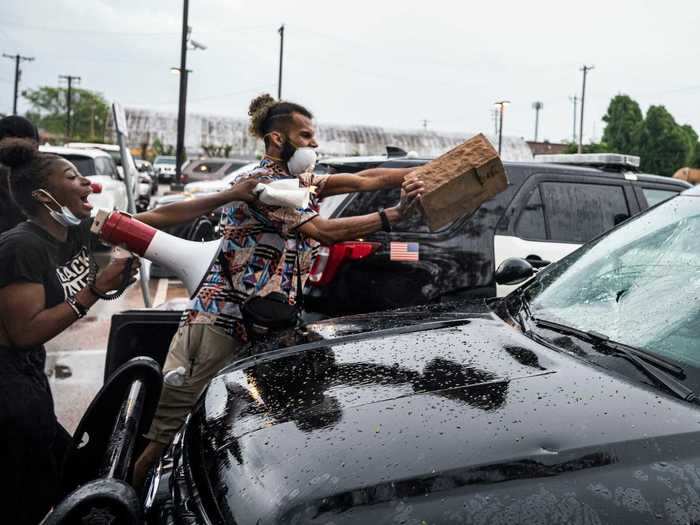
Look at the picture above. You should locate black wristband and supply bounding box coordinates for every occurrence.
[377,208,392,232]
[66,296,88,319]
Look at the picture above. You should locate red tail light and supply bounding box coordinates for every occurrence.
[308,241,380,286]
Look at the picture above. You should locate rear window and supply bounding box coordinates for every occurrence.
[643,188,678,207]
[61,155,95,176]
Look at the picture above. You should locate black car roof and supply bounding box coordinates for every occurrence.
[318,156,691,188]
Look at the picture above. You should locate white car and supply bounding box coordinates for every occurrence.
[184,162,258,194]
[153,156,177,183]
[67,142,152,211]
[40,145,128,212]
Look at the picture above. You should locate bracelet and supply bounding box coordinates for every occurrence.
[377,207,392,232]
[65,296,88,319]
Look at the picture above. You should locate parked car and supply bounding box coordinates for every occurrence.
[67,142,152,211]
[39,145,128,212]
[153,156,177,182]
[85,183,700,525]
[135,159,159,195]
[182,157,252,184]
[304,153,690,316]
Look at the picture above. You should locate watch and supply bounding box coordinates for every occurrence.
[377,207,392,232]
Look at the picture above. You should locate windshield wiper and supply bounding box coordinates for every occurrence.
[533,318,695,403]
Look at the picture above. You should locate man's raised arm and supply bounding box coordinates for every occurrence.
[319,166,420,197]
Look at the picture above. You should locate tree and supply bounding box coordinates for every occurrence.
[563,142,609,154]
[637,105,690,176]
[601,94,643,154]
[22,86,110,141]
[680,124,698,166]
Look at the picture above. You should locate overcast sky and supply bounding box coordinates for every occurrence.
[1,0,699,144]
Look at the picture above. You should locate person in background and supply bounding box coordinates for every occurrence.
[0,138,258,525]
[0,115,38,234]
[134,93,425,485]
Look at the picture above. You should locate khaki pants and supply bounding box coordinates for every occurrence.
[145,323,247,445]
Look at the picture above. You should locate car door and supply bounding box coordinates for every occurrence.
[494,175,635,295]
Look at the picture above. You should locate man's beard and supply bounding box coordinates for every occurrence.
[280,139,296,162]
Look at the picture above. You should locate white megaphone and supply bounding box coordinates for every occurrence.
[91,209,220,298]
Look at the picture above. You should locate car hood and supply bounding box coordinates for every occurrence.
[189,301,700,524]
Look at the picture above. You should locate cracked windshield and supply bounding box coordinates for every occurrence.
[529,197,700,366]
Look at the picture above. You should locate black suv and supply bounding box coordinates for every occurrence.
[305,153,689,316]
[48,184,700,524]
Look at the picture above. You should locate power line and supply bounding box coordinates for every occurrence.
[3,53,34,115]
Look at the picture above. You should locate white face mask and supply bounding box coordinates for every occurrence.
[287,147,317,176]
[33,189,82,227]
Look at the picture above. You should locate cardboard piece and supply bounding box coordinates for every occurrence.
[410,133,508,231]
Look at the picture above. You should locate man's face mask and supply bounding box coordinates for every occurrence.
[32,189,81,227]
[280,135,317,176]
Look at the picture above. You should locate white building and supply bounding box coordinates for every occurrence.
[112,107,534,161]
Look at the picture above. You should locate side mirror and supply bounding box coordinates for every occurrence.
[495,258,535,286]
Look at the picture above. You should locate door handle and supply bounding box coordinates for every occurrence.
[525,255,550,268]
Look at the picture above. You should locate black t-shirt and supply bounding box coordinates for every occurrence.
[0,219,93,309]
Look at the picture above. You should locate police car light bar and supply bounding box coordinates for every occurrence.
[535,153,641,171]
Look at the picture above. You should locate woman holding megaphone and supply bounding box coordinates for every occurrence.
[0,137,258,525]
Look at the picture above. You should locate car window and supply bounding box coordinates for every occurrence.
[61,155,95,176]
[342,188,432,233]
[540,182,630,244]
[193,162,225,173]
[94,157,117,177]
[642,188,678,207]
[515,186,546,240]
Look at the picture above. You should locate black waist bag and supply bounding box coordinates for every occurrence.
[218,236,303,334]
[241,292,299,331]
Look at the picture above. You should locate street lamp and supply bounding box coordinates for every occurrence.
[494,100,510,155]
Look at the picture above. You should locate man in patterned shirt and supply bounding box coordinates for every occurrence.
[134,94,424,482]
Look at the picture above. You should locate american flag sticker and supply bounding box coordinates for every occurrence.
[390,242,420,261]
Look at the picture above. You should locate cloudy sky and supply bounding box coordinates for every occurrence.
[1,0,698,143]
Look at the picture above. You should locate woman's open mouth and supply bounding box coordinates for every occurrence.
[80,194,93,211]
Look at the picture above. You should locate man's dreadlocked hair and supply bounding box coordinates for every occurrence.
[0,138,62,216]
[248,93,313,147]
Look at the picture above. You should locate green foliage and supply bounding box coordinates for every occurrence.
[680,124,698,166]
[201,144,234,157]
[563,142,609,154]
[637,105,690,176]
[22,86,110,141]
[601,94,643,154]
[152,138,175,156]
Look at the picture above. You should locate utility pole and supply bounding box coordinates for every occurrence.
[174,0,190,190]
[277,24,285,100]
[494,100,510,155]
[421,119,429,131]
[59,74,81,139]
[569,95,578,143]
[531,101,543,142]
[3,53,34,115]
[578,65,594,153]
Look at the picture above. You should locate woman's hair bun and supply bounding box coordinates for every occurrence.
[0,137,37,169]
[248,93,277,138]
